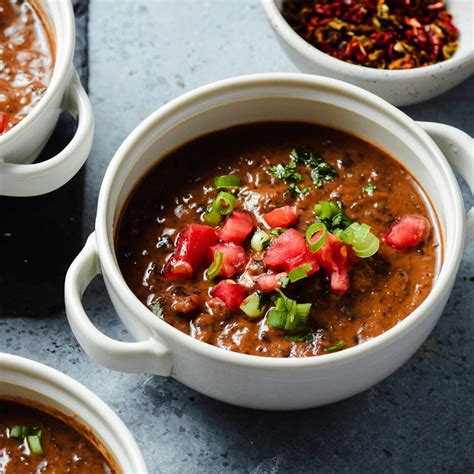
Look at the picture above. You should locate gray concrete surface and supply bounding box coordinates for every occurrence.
[1,1,473,472]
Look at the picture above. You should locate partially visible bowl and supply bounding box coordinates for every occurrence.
[261,0,474,106]
[0,352,147,473]
[0,0,94,197]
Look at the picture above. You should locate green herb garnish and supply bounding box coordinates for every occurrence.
[364,185,377,196]
[313,200,352,232]
[325,340,346,353]
[289,183,312,199]
[204,191,236,226]
[333,222,380,258]
[214,175,241,189]
[278,275,290,288]
[250,229,271,252]
[270,229,285,237]
[240,292,266,318]
[149,302,164,318]
[287,263,313,283]
[267,290,312,331]
[10,426,44,455]
[286,333,313,342]
[206,251,224,279]
[268,160,303,183]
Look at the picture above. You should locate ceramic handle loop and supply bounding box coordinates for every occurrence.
[0,70,94,197]
[418,122,474,244]
[65,233,173,376]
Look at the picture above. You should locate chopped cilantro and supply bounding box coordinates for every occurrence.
[313,200,352,232]
[268,160,303,182]
[364,185,377,196]
[310,161,338,188]
[286,333,313,342]
[289,183,312,198]
[270,229,285,237]
[289,145,323,167]
[325,340,345,353]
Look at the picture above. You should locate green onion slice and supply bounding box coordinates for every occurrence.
[325,340,345,353]
[334,222,379,258]
[206,251,224,279]
[288,263,313,283]
[250,229,271,252]
[240,292,266,318]
[267,290,312,331]
[27,434,44,455]
[306,222,328,252]
[10,425,24,439]
[214,175,241,189]
[204,207,222,226]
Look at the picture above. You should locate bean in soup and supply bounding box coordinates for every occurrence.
[116,122,440,358]
[0,0,54,134]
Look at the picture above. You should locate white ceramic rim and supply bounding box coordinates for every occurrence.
[0,352,148,472]
[0,0,75,145]
[96,73,465,369]
[260,0,473,79]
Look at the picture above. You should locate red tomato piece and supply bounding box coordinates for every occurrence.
[0,112,9,134]
[208,243,248,278]
[162,224,218,279]
[256,272,288,292]
[217,211,254,244]
[263,206,297,229]
[284,251,319,275]
[210,280,248,310]
[384,215,431,251]
[263,229,307,270]
[315,233,356,294]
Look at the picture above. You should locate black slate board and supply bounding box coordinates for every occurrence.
[0,0,89,316]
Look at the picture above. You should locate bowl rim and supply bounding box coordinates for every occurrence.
[95,73,465,369]
[260,0,473,79]
[0,0,75,145]
[0,352,148,472]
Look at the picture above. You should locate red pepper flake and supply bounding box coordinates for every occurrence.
[282,0,459,69]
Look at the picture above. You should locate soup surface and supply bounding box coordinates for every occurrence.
[0,399,118,473]
[0,0,54,134]
[117,122,440,358]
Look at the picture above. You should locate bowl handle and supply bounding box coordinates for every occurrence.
[418,122,474,243]
[65,233,173,376]
[0,70,94,197]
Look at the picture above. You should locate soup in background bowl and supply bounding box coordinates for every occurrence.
[0,0,55,134]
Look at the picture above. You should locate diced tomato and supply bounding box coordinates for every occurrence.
[384,215,431,251]
[210,280,248,310]
[263,229,306,269]
[315,233,356,294]
[0,112,9,134]
[263,206,297,229]
[284,251,319,275]
[256,272,288,292]
[208,243,248,278]
[162,224,218,279]
[217,211,254,244]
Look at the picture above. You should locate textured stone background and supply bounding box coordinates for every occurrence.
[1,1,473,472]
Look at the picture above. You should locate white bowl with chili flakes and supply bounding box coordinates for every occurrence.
[64,73,473,410]
[0,0,94,197]
[0,353,148,473]
[261,0,474,106]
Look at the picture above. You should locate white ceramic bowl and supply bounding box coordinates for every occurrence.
[0,0,94,197]
[65,74,473,410]
[261,0,474,106]
[0,352,147,473]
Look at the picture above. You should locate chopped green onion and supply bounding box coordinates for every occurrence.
[250,229,271,252]
[278,275,290,288]
[286,333,313,342]
[214,192,236,216]
[306,222,328,252]
[270,229,285,237]
[214,175,241,189]
[240,292,266,318]
[267,290,312,331]
[325,340,346,353]
[27,435,44,455]
[204,191,237,226]
[206,251,224,279]
[313,200,352,232]
[204,207,222,226]
[333,222,380,258]
[10,425,24,439]
[288,263,313,283]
